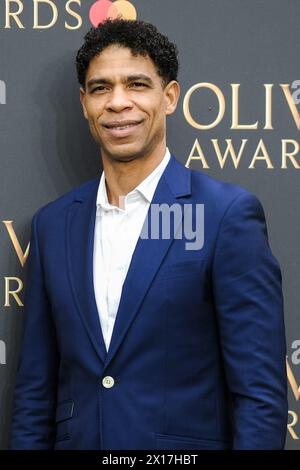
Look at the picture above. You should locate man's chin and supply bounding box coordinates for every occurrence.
[104,146,146,163]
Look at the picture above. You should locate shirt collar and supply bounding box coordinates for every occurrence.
[96,148,171,210]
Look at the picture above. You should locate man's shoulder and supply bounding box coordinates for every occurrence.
[167,155,262,216]
[32,177,99,221]
[184,162,257,208]
[192,168,246,194]
[170,154,251,199]
[186,166,266,229]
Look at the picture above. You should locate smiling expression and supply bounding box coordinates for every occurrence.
[80,45,180,163]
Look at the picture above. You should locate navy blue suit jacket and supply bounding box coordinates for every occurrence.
[10,155,288,449]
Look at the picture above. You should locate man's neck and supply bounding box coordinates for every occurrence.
[102,143,167,207]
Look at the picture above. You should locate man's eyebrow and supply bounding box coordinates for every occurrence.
[86,78,111,88]
[126,74,154,85]
[86,74,155,89]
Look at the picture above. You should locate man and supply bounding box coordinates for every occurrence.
[10,19,287,450]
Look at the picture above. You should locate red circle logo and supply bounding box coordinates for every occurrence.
[89,0,137,27]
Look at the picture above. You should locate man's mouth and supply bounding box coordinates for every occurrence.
[102,120,143,137]
[103,120,143,130]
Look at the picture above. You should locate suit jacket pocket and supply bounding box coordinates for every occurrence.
[155,432,229,450]
[55,400,74,442]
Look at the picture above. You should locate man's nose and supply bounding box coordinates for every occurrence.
[105,86,133,112]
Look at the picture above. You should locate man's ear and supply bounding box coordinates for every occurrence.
[80,87,88,119]
[164,80,181,116]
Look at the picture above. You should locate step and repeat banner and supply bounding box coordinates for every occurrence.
[0,0,299,450]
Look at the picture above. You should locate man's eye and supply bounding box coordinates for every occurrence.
[92,86,107,93]
[131,82,146,88]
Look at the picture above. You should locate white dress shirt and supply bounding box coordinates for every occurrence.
[93,148,171,352]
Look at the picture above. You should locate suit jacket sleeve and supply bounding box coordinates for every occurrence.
[9,209,59,449]
[212,191,288,449]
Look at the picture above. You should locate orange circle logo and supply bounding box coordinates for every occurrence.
[89,0,137,27]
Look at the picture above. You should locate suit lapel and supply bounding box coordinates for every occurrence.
[66,156,191,368]
[104,155,191,369]
[66,178,108,364]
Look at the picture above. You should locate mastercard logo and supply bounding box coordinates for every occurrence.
[89,0,137,27]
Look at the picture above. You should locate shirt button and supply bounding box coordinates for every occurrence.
[102,376,115,389]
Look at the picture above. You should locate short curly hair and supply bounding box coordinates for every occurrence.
[76,19,179,88]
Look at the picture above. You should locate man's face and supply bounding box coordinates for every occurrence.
[80,45,179,162]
